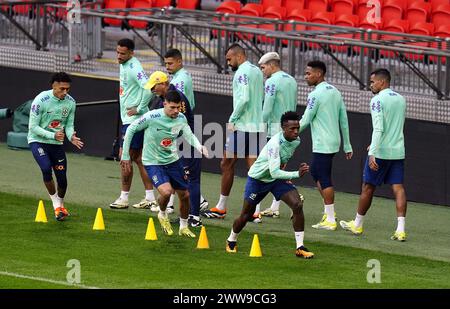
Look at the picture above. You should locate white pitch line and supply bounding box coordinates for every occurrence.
[0,271,100,289]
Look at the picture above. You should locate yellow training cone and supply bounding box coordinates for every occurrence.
[92,208,105,230]
[196,226,210,249]
[34,200,48,223]
[145,217,158,240]
[249,234,262,257]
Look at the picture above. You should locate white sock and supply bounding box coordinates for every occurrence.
[49,193,60,210]
[270,198,280,212]
[57,196,64,207]
[324,204,335,223]
[200,195,206,202]
[216,194,228,211]
[355,213,365,228]
[295,231,304,249]
[145,190,155,201]
[167,194,175,207]
[254,203,261,214]
[396,217,405,233]
[120,191,129,201]
[158,210,167,218]
[227,229,239,242]
[180,218,188,229]
[192,215,200,221]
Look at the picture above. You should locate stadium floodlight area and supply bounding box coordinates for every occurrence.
[1,0,449,100]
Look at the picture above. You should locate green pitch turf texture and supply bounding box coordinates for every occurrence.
[1,143,450,289]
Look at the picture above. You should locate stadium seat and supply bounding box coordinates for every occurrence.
[152,0,172,8]
[240,3,264,16]
[258,6,286,43]
[127,0,152,29]
[357,0,383,21]
[380,19,409,58]
[407,22,434,60]
[331,0,356,16]
[306,0,329,12]
[431,4,450,27]
[216,1,241,14]
[382,0,404,21]
[309,11,336,48]
[262,0,283,11]
[176,0,200,10]
[283,9,311,46]
[430,24,450,63]
[429,0,450,11]
[103,0,128,27]
[283,0,306,12]
[331,14,359,52]
[405,1,431,24]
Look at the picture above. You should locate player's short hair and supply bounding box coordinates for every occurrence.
[307,60,326,75]
[266,59,280,67]
[51,72,72,84]
[281,111,300,127]
[371,68,391,83]
[117,38,135,51]
[226,43,246,56]
[164,48,182,59]
[165,90,182,104]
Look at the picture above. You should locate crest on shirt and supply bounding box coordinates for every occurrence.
[371,100,381,112]
[307,97,316,110]
[48,120,62,129]
[160,138,173,147]
[31,104,40,115]
[61,107,69,118]
[238,74,248,85]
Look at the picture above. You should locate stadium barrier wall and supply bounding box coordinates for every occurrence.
[1,67,449,206]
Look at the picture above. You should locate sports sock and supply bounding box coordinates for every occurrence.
[355,213,365,228]
[324,204,335,223]
[254,203,261,214]
[216,194,228,211]
[227,229,239,242]
[158,210,167,218]
[396,217,405,233]
[295,231,304,249]
[49,193,60,210]
[180,218,188,229]
[145,190,155,201]
[167,194,175,207]
[270,198,280,212]
[120,191,129,201]
[200,195,206,203]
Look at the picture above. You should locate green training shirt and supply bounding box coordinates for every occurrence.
[263,70,298,137]
[300,81,352,154]
[119,56,151,125]
[121,108,202,166]
[28,90,76,145]
[171,67,196,111]
[229,61,264,132]
[368,88,406,160]
[248,132,301,183]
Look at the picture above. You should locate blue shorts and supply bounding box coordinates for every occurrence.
[225,130,262,158]
[120,124,144,149]
[30,142,67,182]
[310,152,335,190]
[363,157,404,186]
[244,177,297,206]
[145,159,188,190]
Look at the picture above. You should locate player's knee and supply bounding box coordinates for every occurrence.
[291,200,303,214]
[159,188,172,199]
[41,168,53,182]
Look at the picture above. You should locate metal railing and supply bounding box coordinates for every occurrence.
[1,2,449,99]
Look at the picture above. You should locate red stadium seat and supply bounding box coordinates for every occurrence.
[104,0,128,27]
[283,9,311,46]
[357,0,383,21]
[283,0,305,12]
[407,22,434,60]
[380,19,409,58]
[431,4,450,27]
[127,0,153,29]
[176,0,200,10]
[258,6,286,43]
[216,1,241,14]
[429,0,450,11]
[152,0,171,8]
[306,0,329,12]
[430,24,450,63]
[309,11,335,48]
[354,17,381,55]
[240,3,264,16]
[405,1,431,24]
[382,1,404,21]
[331,14,359,52]
[331,0,356,16]
[262,0,283,11]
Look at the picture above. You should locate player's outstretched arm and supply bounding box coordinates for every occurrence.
[70,131,84,149]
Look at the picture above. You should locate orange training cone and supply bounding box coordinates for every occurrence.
[92,208,105,230]
[145,217,158,240]
[35,200,48,223]
[249,234,262,257]
[196,226,210,249]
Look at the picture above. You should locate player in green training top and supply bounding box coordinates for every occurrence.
[202,44,265,222]
[340,69,408,241]
[28,72,84,221]
[163,48,209,211]
[226,112,314,258]
[110,38,157,211]
[300,60,353,231]
[257,51,298,219]
[121,90,209,238]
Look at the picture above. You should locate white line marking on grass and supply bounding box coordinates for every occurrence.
[0,271,100,289]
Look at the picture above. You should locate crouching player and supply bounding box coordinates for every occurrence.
[226,112,314,258]
[121,90,208,237]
